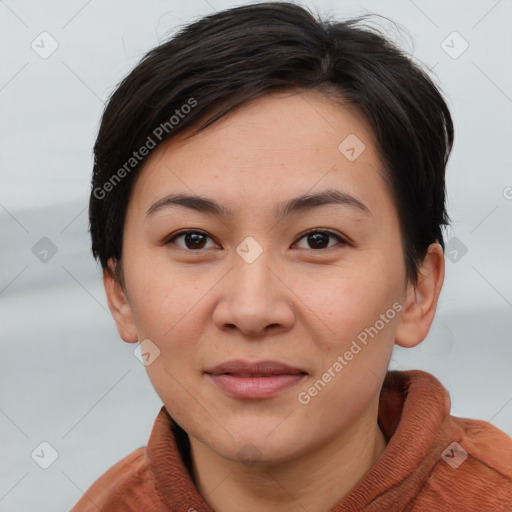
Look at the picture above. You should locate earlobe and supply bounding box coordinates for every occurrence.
[395,243,445,348]
[103,258,138,343]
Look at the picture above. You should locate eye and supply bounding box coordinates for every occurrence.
[164,229,348,251]
[165,230,218,250]
[293,229,347,250]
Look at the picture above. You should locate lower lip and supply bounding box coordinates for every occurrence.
[206,373,306,399]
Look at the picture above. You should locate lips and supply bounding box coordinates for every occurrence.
[204,360,307,399]
[204,360,306,376]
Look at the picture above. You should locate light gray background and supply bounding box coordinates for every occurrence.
[1,0,511,510]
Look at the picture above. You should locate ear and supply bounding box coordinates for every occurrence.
[395,242,445,348]
[103,258,138,343]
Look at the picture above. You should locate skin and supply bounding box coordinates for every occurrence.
[104,88,444,512]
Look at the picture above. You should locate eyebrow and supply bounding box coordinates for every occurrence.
[146,188,371,220]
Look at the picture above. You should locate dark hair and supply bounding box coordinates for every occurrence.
[89,1,453,287]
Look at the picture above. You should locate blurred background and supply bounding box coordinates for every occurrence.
[1,0,511,510]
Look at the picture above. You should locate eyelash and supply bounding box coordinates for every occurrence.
[164,229,348,252]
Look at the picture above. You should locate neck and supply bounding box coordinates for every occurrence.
[188,399,387,512]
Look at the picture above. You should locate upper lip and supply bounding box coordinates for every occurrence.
[205,360,306,376]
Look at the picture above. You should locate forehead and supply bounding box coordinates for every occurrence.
[128,89,390,220]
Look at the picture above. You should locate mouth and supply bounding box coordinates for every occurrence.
[204,360,307,399]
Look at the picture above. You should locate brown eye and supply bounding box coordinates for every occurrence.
[164,229,347,252]
[294,230,346,250]
[165,230,217,250]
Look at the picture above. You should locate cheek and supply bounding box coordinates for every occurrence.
[125,256,197,338]
[293,260,398,349]
[125,258,206,378]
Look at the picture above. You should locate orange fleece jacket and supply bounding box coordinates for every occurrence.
[71,370,512,511]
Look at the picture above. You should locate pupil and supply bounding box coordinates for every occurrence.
[309,233,328,249]
[186,232,206,249]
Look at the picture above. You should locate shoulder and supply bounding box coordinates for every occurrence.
[414,416,512,511]
[446,415,512,484]
[70,447,165,511]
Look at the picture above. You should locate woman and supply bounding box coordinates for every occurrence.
[74,2,512,510]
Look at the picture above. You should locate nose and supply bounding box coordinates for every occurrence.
[211,248,295,339]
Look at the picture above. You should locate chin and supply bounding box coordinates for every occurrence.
[226,443,295,467]
[209,429,302,466]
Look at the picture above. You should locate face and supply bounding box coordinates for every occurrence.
[114,89,414,465]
